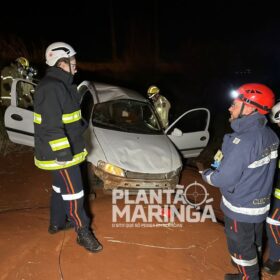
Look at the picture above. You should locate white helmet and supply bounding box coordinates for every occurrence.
[270,102,280,123]
[45,42,76,66]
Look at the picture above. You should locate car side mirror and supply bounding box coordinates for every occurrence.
[171,128,183,136]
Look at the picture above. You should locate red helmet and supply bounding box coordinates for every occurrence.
[236,83,275,115]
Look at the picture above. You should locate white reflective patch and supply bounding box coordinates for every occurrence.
[222,196,270,216]
[266,216,280,226]
[232,137,240,144]
[248,150,278,168]
[62,190,84,201]
[52,185,61,193]
[205,172,215,186]
[231,255,258,266]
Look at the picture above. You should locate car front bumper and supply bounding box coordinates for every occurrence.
[92,165,180,191]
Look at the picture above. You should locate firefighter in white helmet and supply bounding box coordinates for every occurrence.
[33,42,102,253]
[263,101,280,275]
[147,85,171,129]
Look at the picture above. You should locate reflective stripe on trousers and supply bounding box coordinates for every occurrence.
[266,198,280,261]
[50,165,90,230]
[224,215,262,280]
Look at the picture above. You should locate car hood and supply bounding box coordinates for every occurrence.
[93,127,182,173]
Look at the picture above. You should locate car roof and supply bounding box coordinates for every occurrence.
[91,82,148,103]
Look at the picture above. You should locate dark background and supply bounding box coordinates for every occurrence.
[1,0,280,141]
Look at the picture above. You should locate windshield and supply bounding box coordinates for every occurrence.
[92,99,163,134]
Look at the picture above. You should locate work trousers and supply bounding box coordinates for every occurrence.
[224,215,263,280]
[50,165,90,230]
[266,198,280,261]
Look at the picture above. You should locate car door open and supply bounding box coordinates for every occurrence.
[165,108,210,158]
[4,78,36,147]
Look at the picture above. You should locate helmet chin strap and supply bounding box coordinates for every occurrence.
[238,103,257,118]
[238,102,245,118]
[67,58,74,76]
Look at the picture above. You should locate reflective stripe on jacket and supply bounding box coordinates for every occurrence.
[202,113,279,223]
[33,67,87,170]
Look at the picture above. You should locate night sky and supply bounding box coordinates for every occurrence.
[1,0,280,121]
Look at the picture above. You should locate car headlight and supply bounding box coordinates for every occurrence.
[97,160,125,177]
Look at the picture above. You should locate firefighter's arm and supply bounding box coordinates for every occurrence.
[201,139,250,189]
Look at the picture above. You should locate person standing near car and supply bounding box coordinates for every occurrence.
[147,85,171,128]
[263,101,280,275]
[0,57,37,108]
[33,42,102,253]
[199,83,279,280]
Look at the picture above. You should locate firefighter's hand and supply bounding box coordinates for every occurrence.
[196,161,205,174]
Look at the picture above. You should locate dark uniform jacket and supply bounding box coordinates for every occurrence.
[202,113,279,223]
[33,67,87,170]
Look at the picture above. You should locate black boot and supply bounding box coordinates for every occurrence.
[224,274,242,280]
[77,227,103,253]
[48,220,74,234]
[263,259,280,275]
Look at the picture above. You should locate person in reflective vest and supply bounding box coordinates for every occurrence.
[147,85,171,129]
[33,42,102,253]
[0,57,37,107]
[199,83,279,280]
[263,102,280,275]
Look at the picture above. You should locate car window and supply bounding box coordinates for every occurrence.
[92,99,163,134]
[173,110,208,133]
[16,80,35,111]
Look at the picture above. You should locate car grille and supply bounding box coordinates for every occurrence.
[125,170,177,180]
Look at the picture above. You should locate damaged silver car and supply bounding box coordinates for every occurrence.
[4,79,210,192]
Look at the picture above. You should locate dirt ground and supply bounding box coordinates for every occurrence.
[0,149,278,280]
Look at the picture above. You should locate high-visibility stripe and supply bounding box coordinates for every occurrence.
[266,216,280,226]
[234,220,238,233]
[248,150,278,168]
[269,208,280,244]
[52,185,61,193]
[34,110,82,125]
[231,255,258,267]
[222,196,270,216]
[59,170,80,228]
[205,171,214,186]
[2,75,13,80]
[64,170,82,227]
[274,188,280,199]
[62,110,81,124]
[238,255,248,278]
[62,190,84,201]
[34,113,42,124]
[35,149,87,170]
[49,137,70,151]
